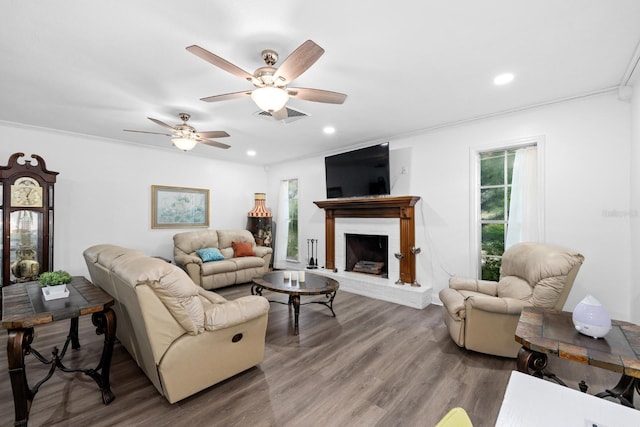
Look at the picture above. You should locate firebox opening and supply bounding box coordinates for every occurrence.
[345,233,388,278]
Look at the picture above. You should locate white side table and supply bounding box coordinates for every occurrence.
[496,371,640,427]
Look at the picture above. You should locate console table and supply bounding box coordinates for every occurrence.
[515,306,640,407]
[1,276,116,426]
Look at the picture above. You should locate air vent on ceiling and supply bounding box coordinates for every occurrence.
[254,106,309,124]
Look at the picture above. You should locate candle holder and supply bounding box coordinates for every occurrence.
[394,252,404,285]
[410,247,421,287]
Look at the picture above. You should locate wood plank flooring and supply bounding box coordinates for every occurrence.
[0,283,625,427]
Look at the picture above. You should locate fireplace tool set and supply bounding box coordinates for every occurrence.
[306,239,318,269]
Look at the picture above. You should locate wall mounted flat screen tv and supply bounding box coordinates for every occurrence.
[325,143,390,199]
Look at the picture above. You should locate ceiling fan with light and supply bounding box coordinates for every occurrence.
[186,40,347,120]
[124,113,230,151]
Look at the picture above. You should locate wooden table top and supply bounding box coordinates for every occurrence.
[515,306,640,378]
[1,276,114,329]
[252,271,339,296]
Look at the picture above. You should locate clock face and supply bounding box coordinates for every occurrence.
[11,177,43,207]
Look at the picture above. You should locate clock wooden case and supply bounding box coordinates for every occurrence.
[0,153,58,286]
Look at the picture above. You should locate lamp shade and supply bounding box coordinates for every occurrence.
[172,138,197,151]
[251,87,289,112]
[572,295,611,338]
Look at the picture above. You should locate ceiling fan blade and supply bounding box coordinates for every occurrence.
[197,138,231,149]
[186,45,255,81]
[287,87,347,104]
[201,90,252,103]
[196,130,230,139]
[271,108,289,121]
[147,117,176,130]
[123,129,172,137]
[274,40,324,82]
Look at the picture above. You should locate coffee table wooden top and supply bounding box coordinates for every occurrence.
[515,306,640,378]
[2,276,114,329]
[252,271,339,296]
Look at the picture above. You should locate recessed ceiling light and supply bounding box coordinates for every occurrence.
[247,150,256,156]
[494,73,515,86]
[323,126,335,135]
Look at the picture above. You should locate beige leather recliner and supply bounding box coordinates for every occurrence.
[83,244,270,403]
[439,242,584,358]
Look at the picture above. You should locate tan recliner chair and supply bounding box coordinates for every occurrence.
[439,242,584,358]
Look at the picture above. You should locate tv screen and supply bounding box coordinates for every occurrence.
[325,143,390,199]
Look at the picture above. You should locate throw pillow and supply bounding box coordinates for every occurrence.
[196,247,225,262]
[232,241,255,257]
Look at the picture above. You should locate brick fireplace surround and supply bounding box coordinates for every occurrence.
[314,196,431,309]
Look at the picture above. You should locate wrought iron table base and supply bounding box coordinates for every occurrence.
[252,284,337,335]
[7,309,116,426]
[594,375,639,408]
[517,347,638,408]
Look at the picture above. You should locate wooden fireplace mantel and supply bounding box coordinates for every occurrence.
[314,196,421,284]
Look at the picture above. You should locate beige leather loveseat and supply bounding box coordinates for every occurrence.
[83,244,270,403]
[439,242,584,358]
[173,229,272,290]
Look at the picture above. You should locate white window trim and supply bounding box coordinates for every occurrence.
[469,135,546,278]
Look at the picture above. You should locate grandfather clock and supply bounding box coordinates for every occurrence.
[0,153,58,287]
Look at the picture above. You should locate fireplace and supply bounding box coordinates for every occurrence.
[345,233,388,278]
[313,196,430,309]
[314,196,420,283]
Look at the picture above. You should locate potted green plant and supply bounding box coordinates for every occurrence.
[39,270,72,300]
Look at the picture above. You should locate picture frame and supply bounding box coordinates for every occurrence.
[151,185,210,229]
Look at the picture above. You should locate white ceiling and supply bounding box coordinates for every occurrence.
[1,1,639,165]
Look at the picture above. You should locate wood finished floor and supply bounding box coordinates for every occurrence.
[0,283,625,427]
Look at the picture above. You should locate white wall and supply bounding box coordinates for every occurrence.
[266,146,414,271]
[0,123,267,279]
[266,156,326,269]
[267,92,634,321]
[400,93,631,321]
[630,81,640,324]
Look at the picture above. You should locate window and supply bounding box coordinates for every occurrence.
[477,142,540,281]
[275,178,299,266]
[479,149,515,280]
[286,179,299,260]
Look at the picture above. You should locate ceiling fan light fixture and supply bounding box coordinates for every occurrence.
[172,137,197,151]
[251,87,289,112]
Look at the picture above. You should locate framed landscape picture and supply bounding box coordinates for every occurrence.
[151,185,210,229]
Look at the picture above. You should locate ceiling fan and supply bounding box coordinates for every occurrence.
[124,113,230,151]
[186,40,347,120]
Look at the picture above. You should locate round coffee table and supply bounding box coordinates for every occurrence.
[251,271,339,335]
